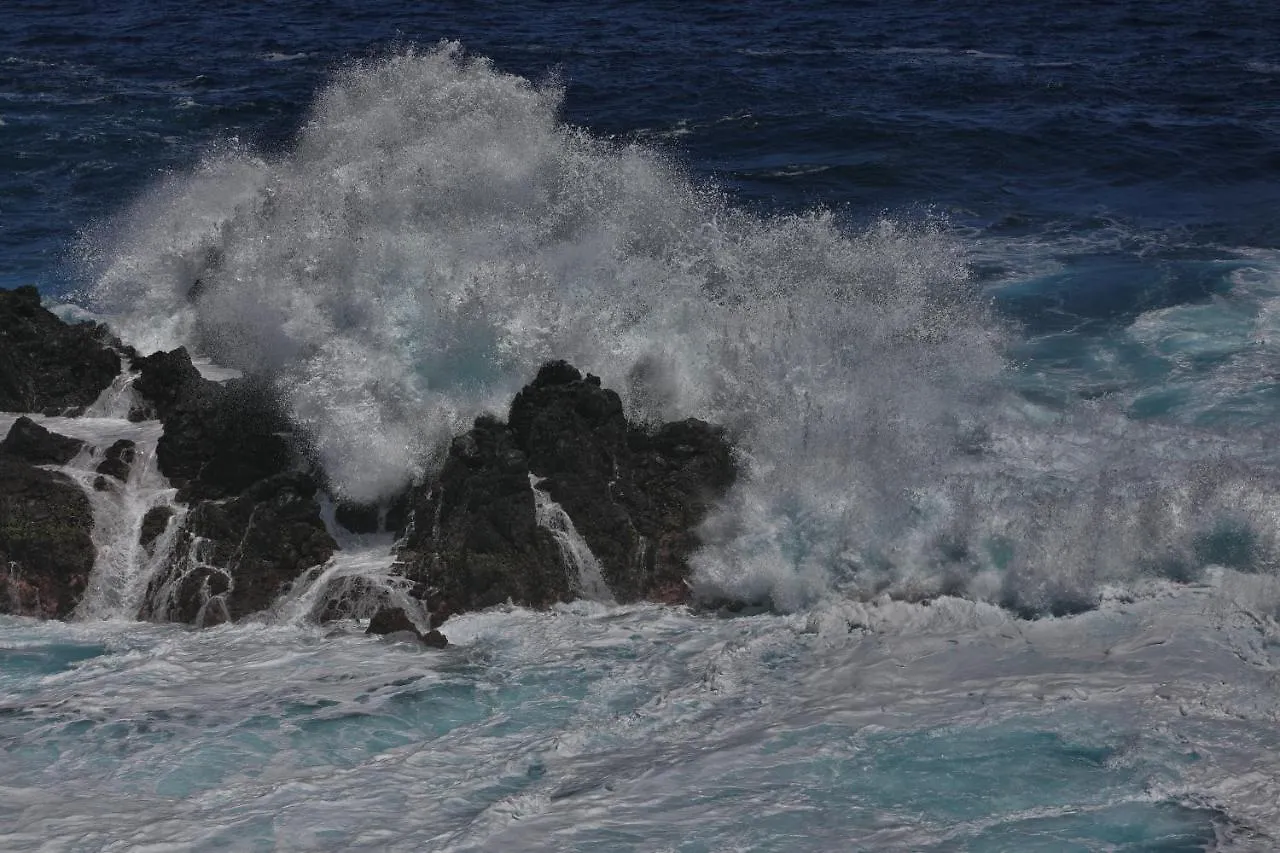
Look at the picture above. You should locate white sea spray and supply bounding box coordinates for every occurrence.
[80,44,1280,617]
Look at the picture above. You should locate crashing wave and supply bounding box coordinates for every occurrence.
[78,44,1280,618]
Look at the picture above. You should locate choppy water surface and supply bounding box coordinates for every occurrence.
[5,586,1279,851]
[3,1,1280,850]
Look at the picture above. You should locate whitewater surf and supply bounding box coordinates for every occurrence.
[2,30,1278,852]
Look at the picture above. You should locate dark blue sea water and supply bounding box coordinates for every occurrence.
[6,1,1280,422]
[4,2,1280,850]
[6,1,1280,272]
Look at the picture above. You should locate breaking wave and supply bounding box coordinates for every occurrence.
[81,43,1280,615]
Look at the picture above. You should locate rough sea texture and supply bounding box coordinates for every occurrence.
[3,1,1280,850]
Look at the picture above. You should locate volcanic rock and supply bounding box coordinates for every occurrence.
[130,346,204,422]
[335,501,380,535]
[139,472,336,625]
[138,505,174,553]
[95,439,136,482]
[400,413,569,614]
[311,576,393,622]
[0,450,94,619]
[615,416,737,601]
[0,285,121,414]
[132,348,292,502]
[366,604,448,648]
[0,416,84,465]
[397,360,736,616]
[129,347,338,627]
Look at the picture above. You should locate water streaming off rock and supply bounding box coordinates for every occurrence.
[4,3,1280,849]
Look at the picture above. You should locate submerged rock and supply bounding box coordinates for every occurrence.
[0,285,121,415]
[366,604,448,648]
[397,360,736,617]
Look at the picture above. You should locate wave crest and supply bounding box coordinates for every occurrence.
[82,44,1279,615]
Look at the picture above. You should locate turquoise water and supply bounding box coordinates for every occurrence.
[2,594,1271,850]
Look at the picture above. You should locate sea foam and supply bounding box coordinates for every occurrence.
[81,44,1280,615]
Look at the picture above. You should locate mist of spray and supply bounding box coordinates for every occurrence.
[83,43,1280,614]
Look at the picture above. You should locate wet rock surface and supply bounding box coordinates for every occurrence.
[95,439,136,482]
[139,472,336,625]
[366,604,448,648]
[0,421,94,619]
[0,285,121,415]
[125,347,336,625]
[334,501,380,535]
[138,505,174,554]
[312,576,394,623]
[0,295,738,629]
[397,360,736,617]
[0,416,84,465]
[400,413,570,617]
[133,347,292,502]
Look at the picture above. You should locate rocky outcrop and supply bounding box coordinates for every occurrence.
[0,304,736,629]
[0,285,120,414]
[508,365,736,602]
[130,346,204,422]
[133,347,292,502]
[0,419,94,618]
[0,415,84,464]
[615,418,739,600]
[397,361,736,619]
[139,472,336,625]
[131,347,334,625]
[400,413,571,620]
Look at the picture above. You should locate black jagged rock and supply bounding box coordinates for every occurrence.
[0,285,121,415]
[129,347,337,628]
[0,455,94,619]
[140,472,336,625]
[132,348,292,503]
[0,416,84,465]
[335,501,380,535]
[138,505,174,553]
[367,604,448,648]
[396,361,737,618]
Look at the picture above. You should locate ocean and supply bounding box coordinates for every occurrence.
[3,1,1280,849]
